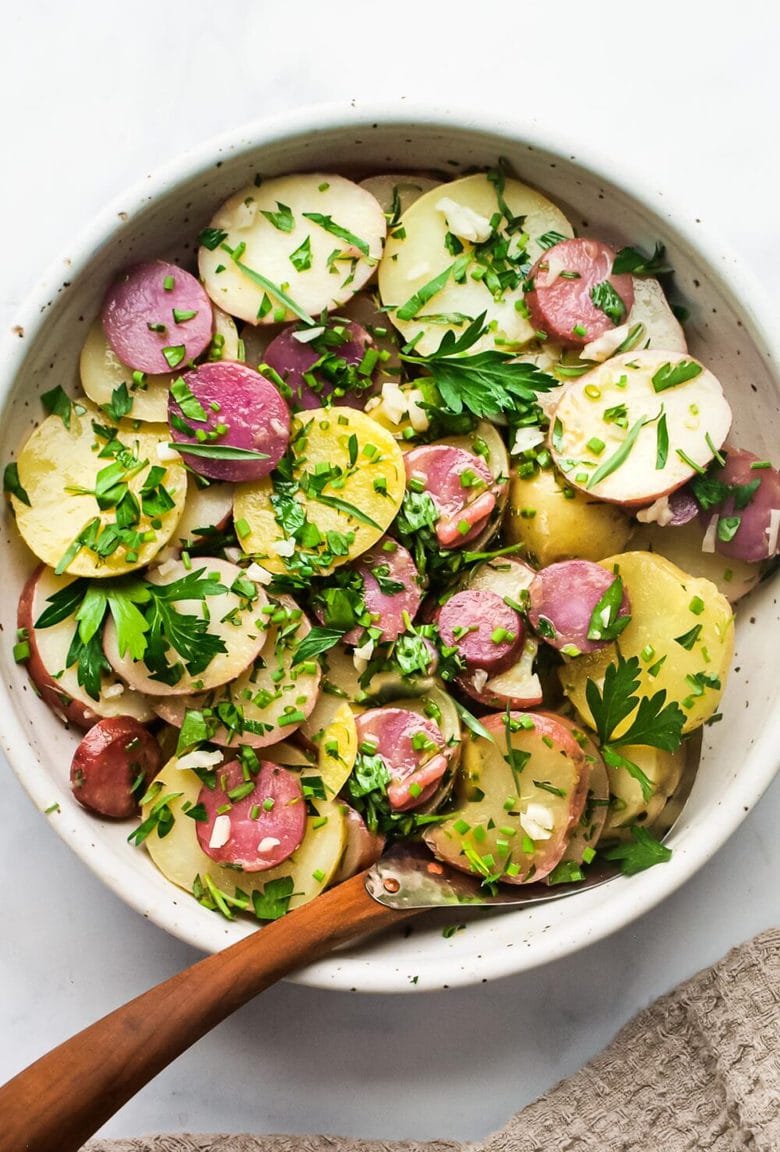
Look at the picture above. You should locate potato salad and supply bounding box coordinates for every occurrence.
[6,165,778,923]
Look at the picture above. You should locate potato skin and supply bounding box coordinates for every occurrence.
[560,551,734,734]
[504,466,633,567]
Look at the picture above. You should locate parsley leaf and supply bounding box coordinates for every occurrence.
[612,242,673,277]
[589,280,626,326]
[585,653,685,801]
[3,462,31,506]
[102,382,133,422]
[587,575,631,643]
[401,312,557,420]
[602,825,672,875]
[291,626,345,666]
[41,385,75,428]
[251,876,296,921]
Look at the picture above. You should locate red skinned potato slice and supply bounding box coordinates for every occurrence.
[102,261,213,375]
[103,557,268,697]
[331,804,386,885]
[198,173,386,325]
[437,588,524,672]
[526,238,634,349]
[536,712,610,871]
[698,447,780,563]
[528,559,631,655]
[424,711,588,885]
[18,565,155,728]
[196,759,306,872]
[70,717,162,818]
[168,361,290,482]
[10,405,187,578]
[263,320,380,411]
[152,595,321,748]
[404,443,497,548]
[139,759,346,911]
[340,538,423,646]
[550,351,732,505]
[355,706,449,812]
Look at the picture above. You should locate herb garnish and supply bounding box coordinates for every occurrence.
[35,568,229,696]
[585,653,685,800]
[612,242,672,277]
[400,312,557,421]
[602,825,672,875]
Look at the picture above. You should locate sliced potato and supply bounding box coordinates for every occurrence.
[18,564,155,728]
[233,407,405,575]
[79,320,174,422]
[170,478,233,551]
[140,759,346,912]
[630,518,759,603]
[604,743,685,833]
[11,405,187,577]
[104,557,268,696]
[317,701,358,796]
[579,277,687,364]
[211,305,242,360]
[152,595,320,745]
[550,351,732,505]
[560,551,734,733]
[359,174,441,217]
[198,173,386,325]
[424,711,587,884]
[378,172,573,356]
[504,464,634,566]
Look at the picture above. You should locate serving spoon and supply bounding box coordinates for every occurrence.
[0,734,699,1152]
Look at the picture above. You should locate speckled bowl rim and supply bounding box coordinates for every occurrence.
[1,100,778,993]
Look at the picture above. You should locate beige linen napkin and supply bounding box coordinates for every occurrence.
[86,928,779,1152]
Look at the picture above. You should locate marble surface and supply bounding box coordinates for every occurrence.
[1,0,778,1144]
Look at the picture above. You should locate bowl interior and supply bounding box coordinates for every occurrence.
[2,110,778,991]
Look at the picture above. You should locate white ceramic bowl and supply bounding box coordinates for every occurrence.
[2,104,778,993]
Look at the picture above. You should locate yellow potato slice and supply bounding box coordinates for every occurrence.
[560,551,734,734]
[378,172,573,356]
[11,404,187,577]
[604,743,685,833]
[504,464,634,566]
[103,557,268,697]
[79,320,174,422]
[140,759,347,913]
[198,173,386,325]
[233,407,405,575]
[317,701,358,797]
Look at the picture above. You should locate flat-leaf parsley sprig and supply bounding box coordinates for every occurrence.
[585,652,685,802]
[35,568,231,697]
[399,312,558,422]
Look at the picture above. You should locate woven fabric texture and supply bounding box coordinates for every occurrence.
[86,928,779,1152]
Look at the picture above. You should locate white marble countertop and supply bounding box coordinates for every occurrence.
[1,1,778,1144]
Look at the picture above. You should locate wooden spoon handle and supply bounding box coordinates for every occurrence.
[0,872,416,1152]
